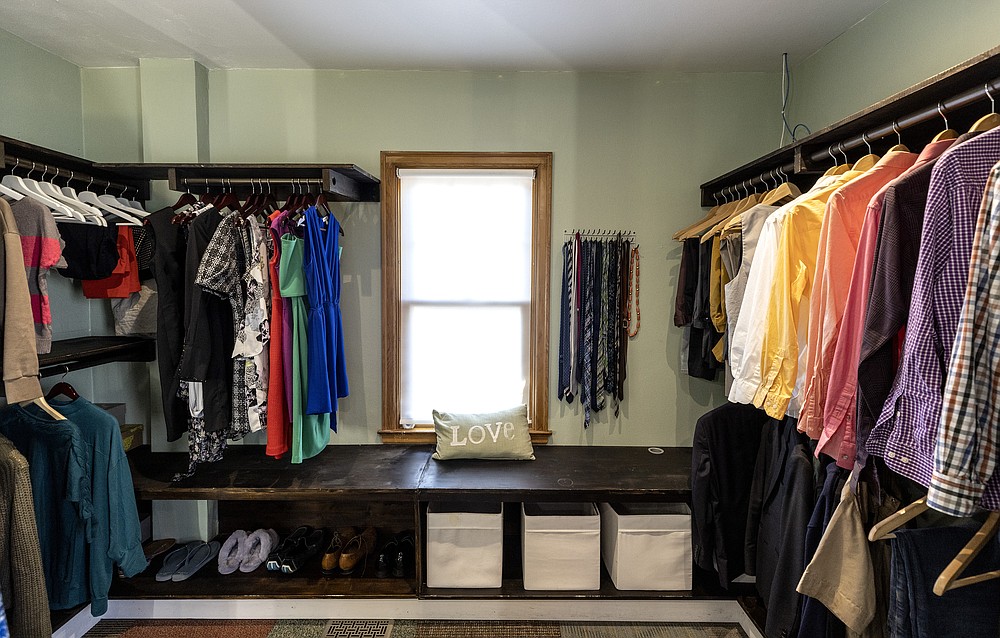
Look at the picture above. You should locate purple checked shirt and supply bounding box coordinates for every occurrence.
[867,126,1000,507]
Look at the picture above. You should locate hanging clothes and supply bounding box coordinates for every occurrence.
[9,197,65,354]
[145,206,191,442]
[0,200,43,403]
[81,225,141,299]
[279,232,330,463]
[0,433,50,638]
[302,205,348,420]
[265,210,291,458]
[867,127,1000,508]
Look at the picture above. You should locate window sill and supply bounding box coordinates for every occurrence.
[379,428,552,445]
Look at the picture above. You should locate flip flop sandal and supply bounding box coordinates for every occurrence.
[172,540,221,582]
[155,542,200,582]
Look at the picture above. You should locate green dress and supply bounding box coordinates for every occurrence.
[279,233,330,463]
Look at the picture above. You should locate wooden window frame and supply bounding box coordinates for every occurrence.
[379,151,553,444]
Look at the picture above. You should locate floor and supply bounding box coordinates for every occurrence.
[55,599,764,638]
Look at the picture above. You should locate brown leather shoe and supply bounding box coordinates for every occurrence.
[338,526,377,575]
[320,526,357,576]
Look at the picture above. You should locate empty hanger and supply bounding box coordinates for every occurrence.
[932,102,958,142]
[888,120,909,153]
[34,166,106,224]
[18,396,67,421]
[2,161,80,220]
[969,83,1000,133]
[868,496,930,541]
[934,511,1000,595]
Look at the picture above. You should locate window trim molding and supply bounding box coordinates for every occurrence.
[379,151,553,444]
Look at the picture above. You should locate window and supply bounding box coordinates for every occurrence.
[380,152,552,443]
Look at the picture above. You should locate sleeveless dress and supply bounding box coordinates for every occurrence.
[278,232,330,463]
[302,206,349,421]
[265,210,290,458]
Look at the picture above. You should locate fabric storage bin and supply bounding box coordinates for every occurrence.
[426,501,503,588]
[521,502,601,590]
[600,502,692,590]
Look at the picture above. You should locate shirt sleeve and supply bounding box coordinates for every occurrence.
[755,203,824,419]
[928,173,1000,517]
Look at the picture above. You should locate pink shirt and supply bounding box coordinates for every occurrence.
[817,140,956,468]
[798,152,916,441]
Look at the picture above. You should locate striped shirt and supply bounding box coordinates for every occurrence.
[928,163,1000,516]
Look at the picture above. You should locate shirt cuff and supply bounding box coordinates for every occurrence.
[728,378,761,404]
[927,470,985,518]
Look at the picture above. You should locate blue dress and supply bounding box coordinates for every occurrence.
[302,206,349,422]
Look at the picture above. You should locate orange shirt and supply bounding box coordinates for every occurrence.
[81,225,141,299]
[797,152,916,438]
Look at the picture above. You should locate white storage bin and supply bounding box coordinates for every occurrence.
[426,501,503,588]
[522,502,601,591]
[600,502,692,591]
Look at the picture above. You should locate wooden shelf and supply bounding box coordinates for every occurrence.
[129,444,692,503]
[417,445,692,503]
[113,558,416,599]
[38,336,155,378]
[128,444,430,501]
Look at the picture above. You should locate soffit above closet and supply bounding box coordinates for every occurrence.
[0,0,886,72]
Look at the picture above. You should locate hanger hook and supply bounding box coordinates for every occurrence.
[41,164,50,182]
[66,170,74,187]
[937,101,949,130]
[838,141,849,164]
[862,132,872,155]
[828,145,837,165]
[986,83,996,114]
[892,120,902,146]
[27,161,37,180]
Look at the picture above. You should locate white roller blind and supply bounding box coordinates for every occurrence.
[399,169,533,424]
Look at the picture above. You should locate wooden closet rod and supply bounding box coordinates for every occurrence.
[805,76,1000,164]
[3,155,135,196]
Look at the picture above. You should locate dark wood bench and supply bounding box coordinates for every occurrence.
[120,444,697,600]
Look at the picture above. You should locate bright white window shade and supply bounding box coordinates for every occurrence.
[398,169,534,424]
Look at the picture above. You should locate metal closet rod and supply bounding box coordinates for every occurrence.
[711,162,796,202]
[3,155,134,195]
[807,76,1000,163]
[709,76,1000,202]
[181,177,323,187]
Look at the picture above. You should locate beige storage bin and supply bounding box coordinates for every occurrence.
[426,501,503,588]
[522,502,601,591]
[600,502,692,591]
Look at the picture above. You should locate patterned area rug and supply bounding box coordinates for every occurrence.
[83,619,748,638]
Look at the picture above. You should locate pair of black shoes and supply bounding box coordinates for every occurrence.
[266,526,326,574]
[376,530,415,579]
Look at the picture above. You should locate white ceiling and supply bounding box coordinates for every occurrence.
[1,0,887,72]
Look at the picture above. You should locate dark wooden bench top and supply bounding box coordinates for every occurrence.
[129,444,692,502]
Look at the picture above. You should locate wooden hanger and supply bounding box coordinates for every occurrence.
[933,511,1000,595]
[932,101,958,142]
[47,381,80,401]
[888,122,909,153]
[700,190,760,243]
[968,83,1000,133]
[18,397,67,421]
[673,190,730,241]
[850,133,880,172]
[868,496,930,541]
[683,188,754,241]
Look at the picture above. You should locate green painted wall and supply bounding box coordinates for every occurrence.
[0,29,83,155]
[789,0,1000,131]
[82,67,783,448]
[81,67,143,162]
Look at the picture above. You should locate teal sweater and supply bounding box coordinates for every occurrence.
[45,398,146,616]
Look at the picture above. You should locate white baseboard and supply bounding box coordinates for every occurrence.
[55,598,764,638]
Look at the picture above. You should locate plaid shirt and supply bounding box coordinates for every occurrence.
[928,164,1000,516]
[868,127,1000,506]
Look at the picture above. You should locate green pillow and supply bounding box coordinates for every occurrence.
[432,404,535,460]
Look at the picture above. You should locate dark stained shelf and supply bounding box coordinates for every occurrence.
[39,336,156,378]
[417,445,692,502]
[421,575,704,600]
[129,444,692,503]
[112,556,415,599]
[128,444,431,501]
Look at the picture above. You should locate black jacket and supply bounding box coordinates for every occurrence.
[745,416,816,638]
[691,401,768,588]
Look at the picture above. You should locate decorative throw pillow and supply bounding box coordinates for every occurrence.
[432,404,535,461]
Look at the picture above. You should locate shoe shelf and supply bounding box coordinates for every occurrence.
[123,444,696,601]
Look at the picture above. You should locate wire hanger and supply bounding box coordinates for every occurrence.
[932,101,958,142]
[969,83,1000,133]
